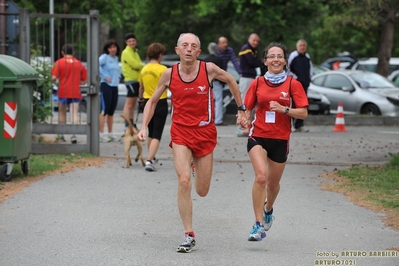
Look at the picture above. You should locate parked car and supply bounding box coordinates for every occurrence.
[313,64,330,75]
[321,53,358,70]
[388,70,399,86]
[309,70,399,116]
[307,88,331,115]
[351,57,399,75]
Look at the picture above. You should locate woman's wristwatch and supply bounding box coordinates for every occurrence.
[284,106,290,114]
[237,104,247,111]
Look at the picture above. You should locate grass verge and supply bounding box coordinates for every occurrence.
[337,152,399,210]
[2,153,96,180]
[322,152,399,236]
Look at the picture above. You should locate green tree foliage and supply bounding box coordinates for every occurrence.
[12,0,399,67]
[14,0,134,29]
[308,0,399,68]
[130,0,325,57]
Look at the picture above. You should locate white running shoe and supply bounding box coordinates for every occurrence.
[100,134,112,143]
[145,160,155,172]
[177,234,196,253]
[108,133,119,142]
[263,207,275,231]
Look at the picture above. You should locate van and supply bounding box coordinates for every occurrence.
[351,57,399,74]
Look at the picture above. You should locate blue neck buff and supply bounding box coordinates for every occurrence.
[264,70,287,84]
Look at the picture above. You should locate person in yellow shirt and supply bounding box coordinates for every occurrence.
[121,33,144,129]
[138,43,168,171]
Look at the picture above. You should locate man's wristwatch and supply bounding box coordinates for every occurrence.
[237,104,247,111]
[284,106,290,114]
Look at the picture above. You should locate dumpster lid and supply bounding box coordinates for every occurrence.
[0,54,39,81]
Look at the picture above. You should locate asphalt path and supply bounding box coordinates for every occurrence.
[1,116,399,265]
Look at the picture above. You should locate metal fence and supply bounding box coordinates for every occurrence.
[15,9,101,155]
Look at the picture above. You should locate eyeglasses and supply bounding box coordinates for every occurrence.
[266,55,284,59]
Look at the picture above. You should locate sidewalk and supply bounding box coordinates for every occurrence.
[1,114,398,265]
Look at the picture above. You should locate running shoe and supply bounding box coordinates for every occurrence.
[248,221,266,241]
[177,234,196,253]
[100,135,112,142]
[55,134,66,142]
[263,207,274,231]
[145,160,155,172]
[108,133,119,142]
[71,135,77,144]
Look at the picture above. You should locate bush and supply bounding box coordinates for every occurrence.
[30,50,53,123]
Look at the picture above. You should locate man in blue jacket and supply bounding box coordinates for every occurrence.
[237,33,264,136]
[215,36,242,125]
[217,36,242,76]
[238,33,264,102]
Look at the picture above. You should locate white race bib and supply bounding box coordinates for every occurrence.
[265,111,276,123]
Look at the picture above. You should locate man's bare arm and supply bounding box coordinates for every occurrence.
[206,62,247,127]
[207,62,243,107]
[137,68,172,141]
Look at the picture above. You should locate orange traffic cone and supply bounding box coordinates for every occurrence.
[333,102,347,132]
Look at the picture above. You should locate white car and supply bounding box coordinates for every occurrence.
[388,70,399,86]
[351,57,399,74]
[310,70,399,116]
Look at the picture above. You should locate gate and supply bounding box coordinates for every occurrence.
[17,9,100,156]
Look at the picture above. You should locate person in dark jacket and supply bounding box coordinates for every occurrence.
[217,36,242,75]
[287,39,313,132]
[238,33,264,101]
[237,33,264,136]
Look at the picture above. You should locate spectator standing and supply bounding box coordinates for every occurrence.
[237,33,264,136]
[138,43,168,171]
[204,42,225,126]
[99,39,121,142]
[51,44,87,144]
[244,42,308,241]
[287,39,313,132]
[121,33,144,130]
[217,36,242,75]
[238,33,264,101]
[137,33,247,253]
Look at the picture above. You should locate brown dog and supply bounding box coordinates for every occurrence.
[120,114,145,168]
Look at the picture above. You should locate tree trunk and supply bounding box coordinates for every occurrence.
[376,9,396,77]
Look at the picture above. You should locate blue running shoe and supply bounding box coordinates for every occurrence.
[248,221,266,241]
[263,207,274,231]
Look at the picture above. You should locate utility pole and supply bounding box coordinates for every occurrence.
[50,0,54,63]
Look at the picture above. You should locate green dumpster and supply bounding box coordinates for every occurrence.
[0,55,39,182]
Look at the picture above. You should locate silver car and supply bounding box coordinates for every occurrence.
[388,70,399,86]
[309,70,399,116]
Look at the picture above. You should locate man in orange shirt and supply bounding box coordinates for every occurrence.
[52,44,87,143]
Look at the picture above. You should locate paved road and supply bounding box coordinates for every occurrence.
[1,116,399,265]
